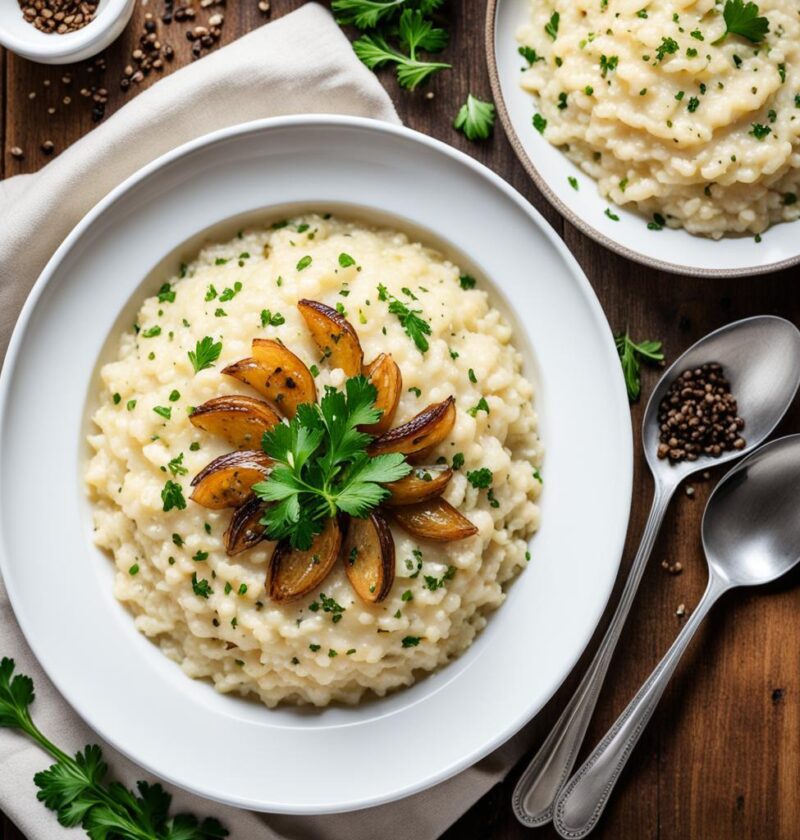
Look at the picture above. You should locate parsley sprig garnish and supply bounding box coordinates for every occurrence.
[0,657,227,839]
[377,283,432,352]
[453,94,496,141]
[615,332,665,402]
[254,377,411,550]
[352,8,450,89]
[713,0,769,44]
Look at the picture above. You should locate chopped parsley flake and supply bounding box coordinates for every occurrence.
[467,397,490,417]
[377,284,432,353]
[599,54,618,77]
[167,453,187,476]
[161,481,185,512]
[519,45,544,65]
[157,283,175,303]
[191,573,212,598]
[260,309,286,327]
[545,11,559,40]
[655,37,679,62]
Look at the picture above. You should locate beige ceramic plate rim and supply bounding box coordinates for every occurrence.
[0,115,632,813]
[486,0,800,278]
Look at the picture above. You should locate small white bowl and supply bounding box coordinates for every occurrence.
[0,0,134,64]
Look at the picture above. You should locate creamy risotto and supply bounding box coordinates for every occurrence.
[86,214,543,707]
[517,0,800,237]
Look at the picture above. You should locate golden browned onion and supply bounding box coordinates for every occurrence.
[391,498,478,542]
[360,353,402,435]
[224,496,268,555]
[189,450,272,510]
[368,396,456,457]
[223,340,316,418]
[298,299,363,377]
[268,517,342,603]
[383,465,453,507]
[189,395,281,449]
[342,511,395,603]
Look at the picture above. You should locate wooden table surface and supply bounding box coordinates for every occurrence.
[2,2,798,838]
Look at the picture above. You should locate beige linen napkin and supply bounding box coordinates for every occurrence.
[0,5,542,838]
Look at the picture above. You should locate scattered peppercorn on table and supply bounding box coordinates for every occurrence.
[2,2,799,839]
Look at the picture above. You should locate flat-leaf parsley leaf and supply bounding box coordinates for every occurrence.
[615,332,665,402]
[453,94,496,141]
[188,336,222,373]
[713,0,769,44]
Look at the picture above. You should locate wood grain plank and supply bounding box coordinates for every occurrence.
[3,2,799,839]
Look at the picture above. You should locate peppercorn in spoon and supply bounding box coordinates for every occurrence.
[553,434,800,837]
[513,315,800,827]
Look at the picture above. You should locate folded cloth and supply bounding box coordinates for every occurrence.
[0,5,541,838]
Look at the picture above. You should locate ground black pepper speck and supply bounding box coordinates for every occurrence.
[657,363,745,463]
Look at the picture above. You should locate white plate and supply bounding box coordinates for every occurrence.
[488,0,800,278]
[0,116,632,814]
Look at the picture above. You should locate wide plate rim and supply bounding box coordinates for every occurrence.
[0,114,633,813]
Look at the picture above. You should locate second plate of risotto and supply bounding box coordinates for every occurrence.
[0,116,632,813]
[488,0,800,276]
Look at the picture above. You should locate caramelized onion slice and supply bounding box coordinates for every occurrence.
[224,496,268,555]
[343,511,395,604]
[223,340,316,418]
[190,450,272,510]
[383,465,453,507]
[368,396,456,457]
[391,498,478,542]
[190,395,281,449]
[268,518,341,603]
[361,353,402,435]
[298,299,363,377]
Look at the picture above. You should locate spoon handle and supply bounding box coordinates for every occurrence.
[512,485,674,826]
[552,574,729,839]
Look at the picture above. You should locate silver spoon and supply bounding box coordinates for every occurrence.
[512,315,800,827]
[553,433,800,837]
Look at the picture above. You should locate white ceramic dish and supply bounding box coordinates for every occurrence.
[0,116,632,814]
[488,0,800,278]
[0,0,134,64]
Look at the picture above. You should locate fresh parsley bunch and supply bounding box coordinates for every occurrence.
[254,376,411,550]
[0,657,227,839]
[333,0,451,89]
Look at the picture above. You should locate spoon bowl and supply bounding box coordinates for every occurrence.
[643,315,800,486]
[703,435,800,588]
